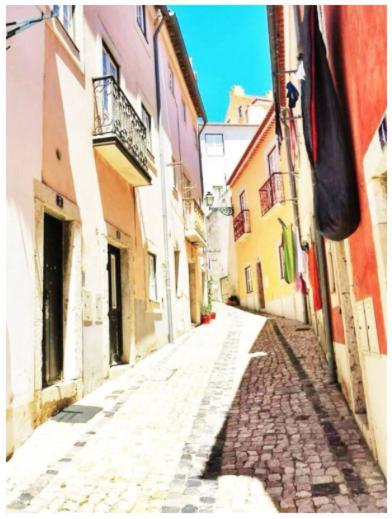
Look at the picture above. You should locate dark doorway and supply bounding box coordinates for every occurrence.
[188,262,197,324]
[256,261,265,309]
[42,213,64,387]
[108,245,123,365]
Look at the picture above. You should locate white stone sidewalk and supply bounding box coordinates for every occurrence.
[6,304,277,513]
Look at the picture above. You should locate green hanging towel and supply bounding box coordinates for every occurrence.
[282,223,297,284]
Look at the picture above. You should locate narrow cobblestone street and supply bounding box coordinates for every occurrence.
[6,305,387,513]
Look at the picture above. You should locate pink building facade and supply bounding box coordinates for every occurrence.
[6,5,206,458]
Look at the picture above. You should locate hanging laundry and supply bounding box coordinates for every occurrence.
[286,81,300,108]
[295,230,306,274]
[307,244,322,311]
[301,6,360,241]
[288,107,298,169]
[274,97,283,149]
[295,273,307,295]
[296,60,306,82]
[281,222,297,284]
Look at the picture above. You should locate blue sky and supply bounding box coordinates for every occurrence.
[170,5,272,122]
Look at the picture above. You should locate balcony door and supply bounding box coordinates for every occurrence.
[108,245,123,365]
[102,43,119,129]
[267,146,279,176]
[239,190,247,211]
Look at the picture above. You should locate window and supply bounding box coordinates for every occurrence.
[238,106,243,119]
[148,253,157,301]
[102,42,119,80]
[378,116,387,151]
[169,66,174,93]
[278,243,285,279]
[213,185,223,197]
[102,43,119,116]
[181,173,192,198]
[182,100,186,122]
[136,5,147,38]
[239,190,247,211]
[245,266,253,293]
[205,133,224,157]
[141,104,152,152]
[267,146,279,176]
[172,156,181,192]
[56,5,75,39]
[174,250,180,292]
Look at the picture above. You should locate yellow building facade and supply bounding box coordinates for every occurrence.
[228,106,304,321]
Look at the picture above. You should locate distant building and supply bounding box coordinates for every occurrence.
[200,86,266,301]
[227,105,305,320]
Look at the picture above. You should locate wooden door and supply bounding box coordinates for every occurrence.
[256,261,265,310]
[42,213,64,386]
[108,245,123,365]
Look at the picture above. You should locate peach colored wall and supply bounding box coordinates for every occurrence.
[95,153,134,235]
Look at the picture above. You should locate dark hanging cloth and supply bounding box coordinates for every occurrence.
[300,6,360,241]
[286,81,300,108]
[274,95,283,149]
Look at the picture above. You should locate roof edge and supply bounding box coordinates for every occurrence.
[157,6,207,121]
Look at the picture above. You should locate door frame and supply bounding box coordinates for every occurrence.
[106,223,135,367]
[33,180,83,394]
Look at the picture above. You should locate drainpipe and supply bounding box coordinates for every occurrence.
[197,120,207,306]
[197,120,207,200]
[153,8,174,343]
[267,5,336,382]
[312,192,337,383]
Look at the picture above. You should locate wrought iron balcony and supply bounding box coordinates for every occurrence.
[184,198,206,246]
[259,172,285,216]
[92,76,151,186]
[233,209,251,241]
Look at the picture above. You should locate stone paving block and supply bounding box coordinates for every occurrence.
[5,307,387,514]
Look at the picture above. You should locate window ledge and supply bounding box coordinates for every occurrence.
[147,300,161,313]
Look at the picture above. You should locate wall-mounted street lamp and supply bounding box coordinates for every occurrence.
[204,191,233,216]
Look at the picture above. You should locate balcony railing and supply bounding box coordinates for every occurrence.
[259,172,285,216]
[184,198,206,246]
[92,76,150,184]
[233,209,251,241]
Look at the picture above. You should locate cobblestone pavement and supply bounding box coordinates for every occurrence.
[6,306,387,513]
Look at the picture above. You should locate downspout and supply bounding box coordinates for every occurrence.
[153,8,174,343]
[197,119,207,200]
[197,119,207,306]
[267,6,336,382]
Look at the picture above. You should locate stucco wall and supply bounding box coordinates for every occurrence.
[230,122,303,321]
[320,6,387,355]
[6,5,46,456]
